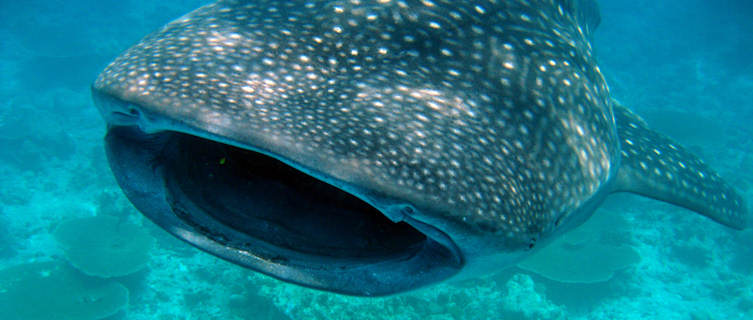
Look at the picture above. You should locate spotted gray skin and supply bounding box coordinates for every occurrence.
[92,0,749,296]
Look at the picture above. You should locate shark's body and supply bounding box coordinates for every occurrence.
[93,0,748,296]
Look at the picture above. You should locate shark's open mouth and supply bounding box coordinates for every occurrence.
[103,124,462,296]
[165,131,429,261]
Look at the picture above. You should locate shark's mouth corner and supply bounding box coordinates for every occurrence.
[103,125,462,296]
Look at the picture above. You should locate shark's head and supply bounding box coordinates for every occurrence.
[93,0,647,296]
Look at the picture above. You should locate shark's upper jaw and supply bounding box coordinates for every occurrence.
[95,89,463,296]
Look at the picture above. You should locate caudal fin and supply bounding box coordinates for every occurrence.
[611,102,749,229]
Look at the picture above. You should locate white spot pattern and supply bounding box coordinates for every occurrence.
[95,0,619,246]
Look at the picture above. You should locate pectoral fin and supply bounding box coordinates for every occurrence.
[611,102,749,229]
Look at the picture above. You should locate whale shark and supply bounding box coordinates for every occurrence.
[92,0,749,296]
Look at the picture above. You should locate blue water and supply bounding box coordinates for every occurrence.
[1,1,751,319]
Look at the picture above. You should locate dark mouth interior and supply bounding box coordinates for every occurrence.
[104,124,463,295]
[162,132,431,263]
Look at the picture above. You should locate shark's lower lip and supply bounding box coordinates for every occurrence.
[103,125,462,296]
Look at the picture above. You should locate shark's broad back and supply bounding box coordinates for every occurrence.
[92,0,749,296]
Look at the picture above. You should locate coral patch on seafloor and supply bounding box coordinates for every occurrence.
[227,290,292,320]
[500,274,566,319]
[0,261,129,320]
[53,215,155,278]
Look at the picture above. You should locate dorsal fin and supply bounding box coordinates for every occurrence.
[567,0,601,38]
[611,102,749,229]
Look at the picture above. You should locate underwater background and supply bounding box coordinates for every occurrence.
[0,0,751,319]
